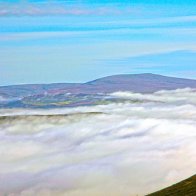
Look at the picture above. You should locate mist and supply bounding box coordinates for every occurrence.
[0,89,196,196]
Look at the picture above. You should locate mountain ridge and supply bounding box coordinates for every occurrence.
[1,73,196,87]
[1,73,196,108]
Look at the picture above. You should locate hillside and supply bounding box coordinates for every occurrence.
[147,175,196,196]
[85,73,196,93]
[1,73,196,97]
[1,73,196,108]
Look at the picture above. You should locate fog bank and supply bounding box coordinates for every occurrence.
[0,89,196,196]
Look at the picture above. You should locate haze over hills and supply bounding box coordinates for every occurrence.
[1,73,196,108]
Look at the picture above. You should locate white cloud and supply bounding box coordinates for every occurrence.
[0,3,132,16]
[0,96,7,102]
[0,96,19,103]
[111,88,196,105]
[0,89,196,195]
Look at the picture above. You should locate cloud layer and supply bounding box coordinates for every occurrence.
[0,89,196,196]
[0,2,132,16]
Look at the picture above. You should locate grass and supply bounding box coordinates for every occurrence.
[146,175,196,196]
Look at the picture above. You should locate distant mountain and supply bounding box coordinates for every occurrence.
[147,174,196,196]
[85,73,196,93]
[1,73,196,108]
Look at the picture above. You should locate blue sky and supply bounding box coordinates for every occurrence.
[0,0,196,85]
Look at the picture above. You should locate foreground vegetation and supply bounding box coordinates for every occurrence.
[147,175,196,196]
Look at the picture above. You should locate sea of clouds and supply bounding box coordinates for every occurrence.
[0,88,196,196]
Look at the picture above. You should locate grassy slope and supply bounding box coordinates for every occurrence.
[146,175,196,196]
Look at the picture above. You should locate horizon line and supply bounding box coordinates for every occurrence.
[1,73,196,88]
